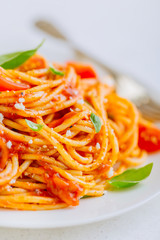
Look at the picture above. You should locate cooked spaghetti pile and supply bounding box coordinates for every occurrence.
[0,55,159,210]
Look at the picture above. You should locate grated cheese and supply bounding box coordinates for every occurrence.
[10,179,16,184]
[18,98,25,103]
[74,90,78,95]
[66,129,72,137]
[96,142,101,150]
[14,103,25,110]
[0,113,4,123]
[89,146,92,151]
[75,108,80,112]
[77,99,84,104]
[6,140,12,149]
[106,167,114,178]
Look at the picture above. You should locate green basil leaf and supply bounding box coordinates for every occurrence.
[81,195,91,199]
[90,113,101,133]
[81,193,104,199]
[25,119,43,132]
[0,40,45,69]
[49,65,64,76]
[108,163,153,189]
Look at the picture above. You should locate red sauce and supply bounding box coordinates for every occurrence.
[45,173,83,206]
[34,189,51,198]
[62,85,77,98]
[96,163,111,175]
[48,111,76,128]
[9,142,28,156]
[0,129,29,157]
[42,163,83,206]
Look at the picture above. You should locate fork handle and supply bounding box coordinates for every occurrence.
[35,20,151,106]
[35,20,118,79]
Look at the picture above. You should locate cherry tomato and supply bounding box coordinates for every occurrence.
[138,123,160,153]
[0,67,30,91]
[18,54,47,72]
[67,61,97,79]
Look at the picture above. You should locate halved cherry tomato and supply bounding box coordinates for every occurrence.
[0,67,30,91]
[45,172,83,206]
[138,123,160,153]
[18,54,47,72]
[67,61,97,79]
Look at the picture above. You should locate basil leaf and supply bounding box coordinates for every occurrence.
[25,119,43,132]
[81,193,104,199]
[49,65,64,76]
[108,163,153,189]
[90,113,101,133]
[0,40,45,69]
[81,195,91,199]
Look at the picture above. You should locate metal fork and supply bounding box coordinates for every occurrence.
[35,20,160,121]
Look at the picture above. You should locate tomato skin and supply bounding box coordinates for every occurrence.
[18,54,47,72]
[138,124,160,153]
[0,69,30,91]
[45,173,83,206]
[0,55,46,91]
[67,62,97,79]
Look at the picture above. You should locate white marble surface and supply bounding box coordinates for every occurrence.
[0,0,160,239]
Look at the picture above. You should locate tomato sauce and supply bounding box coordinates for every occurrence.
[42,163,83,206]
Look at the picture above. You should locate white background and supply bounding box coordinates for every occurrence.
[0,0,160,239]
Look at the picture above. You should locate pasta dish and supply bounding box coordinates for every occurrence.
[0,50,159,210]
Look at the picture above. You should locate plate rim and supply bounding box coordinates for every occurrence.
[0,191,159,229]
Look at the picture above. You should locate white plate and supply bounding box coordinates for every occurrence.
[0,153,159,229]
[0,34,160,229]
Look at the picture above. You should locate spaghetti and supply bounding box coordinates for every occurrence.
[0,54,159,210]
